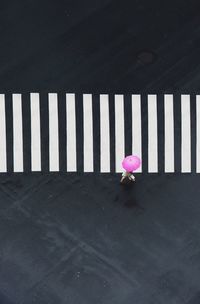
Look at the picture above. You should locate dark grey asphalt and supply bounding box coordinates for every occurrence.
[0,173,200,303]
[0,1,200,303]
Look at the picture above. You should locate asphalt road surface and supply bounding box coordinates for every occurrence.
[0,1,200,304]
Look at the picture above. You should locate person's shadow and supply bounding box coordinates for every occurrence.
[116,181,144,211]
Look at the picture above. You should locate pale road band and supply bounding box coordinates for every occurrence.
[0,93,198,174]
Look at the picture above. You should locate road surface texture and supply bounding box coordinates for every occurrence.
[0,1,200,303]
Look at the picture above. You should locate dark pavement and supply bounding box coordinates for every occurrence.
[1,173,200,303]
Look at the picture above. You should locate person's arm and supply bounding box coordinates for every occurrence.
[128,174,135,181]
[120,172,128,183]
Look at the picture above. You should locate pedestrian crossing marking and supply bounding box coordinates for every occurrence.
[66,93,77,172]
[132,95,142,173]
[30,93,41,172]
[13,94,23,172]
[83,94,94,172]
[196,95,200,173]
[100,94,110,173]
[0,92,199,174]
[115,94,125,173]
[164,94,174,173]
[181,94,191,173]
[0,94,7,172]
[48,93,59,172]
[148,94,158,173]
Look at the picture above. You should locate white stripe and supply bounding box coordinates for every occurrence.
[30,93,41,171]
[48,93,59,172]
[132,95,142,172]
[148,95,158,173]
[83,94,94,172]
[196,96,200,173]
[115,95,125,173]
[164,94,174,172]
[181,95,191,173]
[66,93,77,172]
[100,94,110,172]
[13,94,23,172]
[0,95,7,172]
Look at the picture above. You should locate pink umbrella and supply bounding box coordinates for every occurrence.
[122,155,141,172]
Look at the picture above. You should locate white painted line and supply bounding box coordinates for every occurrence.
[0,95,7,172]
[115,95,125,173]
[148,95,158,173]
[48,93,59,172]
[30,93,41,171]
[66,93,77,172]
[181,95,191,173]
[132,95,142,173]
[100,94,110,172]
[83,94,94,172]
[196,95,200,173]
[13,94,23,172]
[164,94,174,172]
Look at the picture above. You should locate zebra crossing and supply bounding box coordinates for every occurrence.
[0,93,198,173]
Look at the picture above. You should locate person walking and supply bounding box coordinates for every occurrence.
[120,155,141,184]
